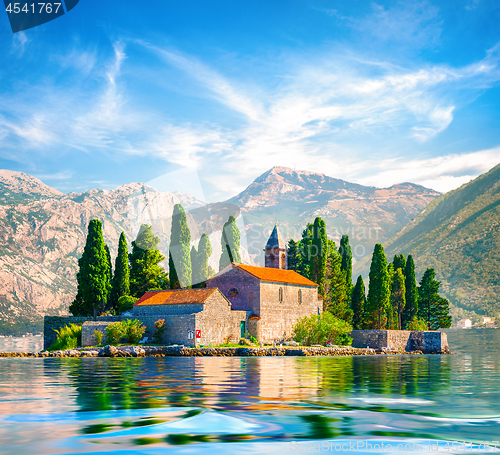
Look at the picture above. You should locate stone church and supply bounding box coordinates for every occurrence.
[131,225,322,346]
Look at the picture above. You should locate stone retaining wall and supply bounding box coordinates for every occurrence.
[351,330,448,354]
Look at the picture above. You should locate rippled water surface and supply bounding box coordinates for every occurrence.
[0,329,499,454]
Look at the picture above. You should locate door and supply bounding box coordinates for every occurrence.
[240,321,246,338]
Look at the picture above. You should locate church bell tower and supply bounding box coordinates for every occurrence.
[264,224,287,269]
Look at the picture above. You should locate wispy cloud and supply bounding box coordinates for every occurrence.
[1,33,500,197]
[11,31,28,56]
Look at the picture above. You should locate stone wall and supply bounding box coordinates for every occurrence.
[351,330,448,353]
[206,267,261,314]
[259,282,320,343]
[81,321,113,346]
[133,303,204,317]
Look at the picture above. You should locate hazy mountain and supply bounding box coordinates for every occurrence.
[373,162,500,315]
[228,166,440,263]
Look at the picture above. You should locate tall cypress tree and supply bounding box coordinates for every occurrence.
[309,217,328,295]
[418,268,451,330]
[287,239,302,273]
[339,235,353,295]
[109,232,130,310]
[323,241,351,322]
[298,223,314,278]
[366,243,391,329]
[351,275,366,330]
[196,233,213,285]
[403,255,418,328]
[390,268,406,330]
[69,219,111,318]
[169,204,192,289]
[129,224,168,297]
[219,215,241,270]
[105,244,112,283]
[190,245,199,285]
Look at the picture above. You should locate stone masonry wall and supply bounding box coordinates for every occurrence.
[351,330,449,353]
[259,282,320,343]
[133,303,204,317]
[206,267,261,314]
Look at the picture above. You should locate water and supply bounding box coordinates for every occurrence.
[0,330,499,454]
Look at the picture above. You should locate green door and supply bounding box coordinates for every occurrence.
[240,321,246,337]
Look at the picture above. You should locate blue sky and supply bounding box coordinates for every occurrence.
[1,0,500,201]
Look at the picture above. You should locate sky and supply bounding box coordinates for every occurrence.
[0,0,500,202]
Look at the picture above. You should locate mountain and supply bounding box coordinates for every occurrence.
[0,172,218,334]
[0,166,440,334]
[227,166,440,263]
[373,163,500,315]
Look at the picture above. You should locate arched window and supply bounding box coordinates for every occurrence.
[269,254,276,267]
[279,287,284,303]
[281,253,286,268]
[298,289,302,304]
[228,287,239,296]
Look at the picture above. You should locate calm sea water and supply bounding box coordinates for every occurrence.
[0,330,499,454]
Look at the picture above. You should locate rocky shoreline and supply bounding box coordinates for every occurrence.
[0,344,451,358]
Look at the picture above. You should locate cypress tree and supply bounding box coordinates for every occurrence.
[190,245,199,285]
[219,215,241,270]
[109,232,130,310]
[309,217,328,295]
[196,233,213,285]
[403,255,418,328]
[298,223,314,278]
[129,224,168,296]
[351,275,366,330]
[287,239,302,273]
[392,254,406,273]
[69,219,111,318]
[323,241,351,322]
[169,204,192,289]
[366,243,391,329]
[105,244,112,282]
[418,268,451,330]
[390,268,406,330]
[339,235,353,296]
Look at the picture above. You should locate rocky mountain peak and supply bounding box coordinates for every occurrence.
[0,169,64,198]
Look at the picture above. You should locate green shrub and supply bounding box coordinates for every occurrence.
[49,324,82,351]
[407,317,429,331]
[117,296,138,314]
[122,319,146,343]
[249,335,258,344]
[93,329,104,346]
[105,321,126,345]
[293,312,353,346]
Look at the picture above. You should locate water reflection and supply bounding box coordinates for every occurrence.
[0,330,499,454]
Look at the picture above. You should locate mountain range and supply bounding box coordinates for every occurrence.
[378,163,500,316]
[0,166,440,334]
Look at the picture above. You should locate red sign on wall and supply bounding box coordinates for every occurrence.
[195,330,201,338]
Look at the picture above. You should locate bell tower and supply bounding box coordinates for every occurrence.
[264,224,287,269]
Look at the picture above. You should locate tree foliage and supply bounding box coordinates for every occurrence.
[293,312,353,346]
[192,233,213,286]
[390,267,406,330]
[309,217,328,295]
[339,235,353,297]
[219,215,241,270]
[129,224,168,297]
[418,268,452,329]
[366,243,391,329]
[351,275,366,330]
[169,204,192,289]
[109,232,130,310]
[69,219,111,318]
[403,255,418,328]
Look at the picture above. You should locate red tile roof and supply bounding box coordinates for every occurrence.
[236,263,318,287]
[134,288,219,306]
